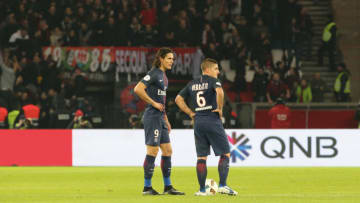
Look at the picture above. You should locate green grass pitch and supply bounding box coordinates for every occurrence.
[0,167,359,203]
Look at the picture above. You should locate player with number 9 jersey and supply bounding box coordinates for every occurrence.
[134,48,184,196]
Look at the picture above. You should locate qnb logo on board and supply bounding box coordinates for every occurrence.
[228,132,252,162]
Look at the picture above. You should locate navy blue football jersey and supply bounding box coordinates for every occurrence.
[179,75,222,118]
[141,68,168,117]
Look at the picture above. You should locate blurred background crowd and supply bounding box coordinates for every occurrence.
[0,0,353,129]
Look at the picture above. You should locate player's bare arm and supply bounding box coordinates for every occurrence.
[175,95,195,119]
[212,87,224,118]
[134,81,165,112]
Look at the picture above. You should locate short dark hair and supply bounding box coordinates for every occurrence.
[338,62,347,69]
[152,47,174,68]
[201,58,218,72]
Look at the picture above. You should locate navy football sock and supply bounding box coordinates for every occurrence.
[161,156,172,186]
[143,155,156,187]
[196,159,207,192]
[218,155,229,187]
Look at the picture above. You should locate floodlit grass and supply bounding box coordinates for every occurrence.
[0,167,359,202]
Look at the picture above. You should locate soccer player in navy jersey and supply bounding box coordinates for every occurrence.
[134,47,184,195]
[175,58,238,196]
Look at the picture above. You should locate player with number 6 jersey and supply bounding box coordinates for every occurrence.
[175,58,238,196]
[134,47,184,196]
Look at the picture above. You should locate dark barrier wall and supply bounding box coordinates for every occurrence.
[255,110,357,129]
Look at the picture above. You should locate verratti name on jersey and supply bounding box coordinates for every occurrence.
[191,83,208,91]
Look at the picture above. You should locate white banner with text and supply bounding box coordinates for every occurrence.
[72,129,360,167]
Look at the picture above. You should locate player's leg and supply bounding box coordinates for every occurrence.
[217,152,238,195]
[194,121,211,196]
[143,145,159,195]
[194,156,208,196]
[159,129,185,195]
[207,121,238,196]
[142,119,161,195]
[218,153,230,187]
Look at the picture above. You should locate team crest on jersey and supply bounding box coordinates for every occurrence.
[144,75,150,81]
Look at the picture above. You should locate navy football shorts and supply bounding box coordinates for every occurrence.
[143,116,170,146]
[194,118,230,157]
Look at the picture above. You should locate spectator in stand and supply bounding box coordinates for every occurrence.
[284,67,300,102]
[41,59,60,92]
[38,91,50,128]
[252,67,268,102]
[139,0,157,27]
[163,30,177,47]
[334,63,351,102]
[202,23,217,47]
[175,18,191,47]
[280,0,301,28]
[15,3,27,22]
[286,17,302,69]
[8,27,29,50]
[76,6,88,25]
[318,15,337,70]
[46,5,61,30]
[248,3,266,27]
[72,68,87,98]
[251,18,269,41]
[268,97,291,129]
[0,49,17,91]
[234,15,251,46]
[203,42,220,62]
[103,16,119,46]
[15,114,34,129]
[204,0,226,22]
[274,60,288,80]
[23,52,43,88]
[88,11,104,46]
[7,101,21,129]
[128,16,143,46]
[36,19,51,47]
[49,27,63,46]
[143,24,158,47]
[266,72,290,104]
[229,0,242,17]
[78,22,93,46]
[251,31,271,68]
[186,4,204,45]
[1,13,19,47]
[67,109,93,129]
[298,7,313,60]
[63,29,79,46]
[223,101,239,128]
[216,21,232,48]
[310,72,327,102]
[296,79,312,103]
[60,16,74,34]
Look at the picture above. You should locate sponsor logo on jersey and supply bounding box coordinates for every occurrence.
[158,89,166,96]
[143,75,150,81]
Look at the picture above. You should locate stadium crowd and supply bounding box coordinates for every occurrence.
[0,0,348,128]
